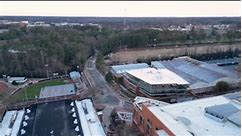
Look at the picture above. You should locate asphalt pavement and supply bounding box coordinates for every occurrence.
[84,57,120,105]
[83,54,133,134]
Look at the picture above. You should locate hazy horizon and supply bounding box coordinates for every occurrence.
[0,15,241,18]
[0,1,240,17]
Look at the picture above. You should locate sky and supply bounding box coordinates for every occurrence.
[0,1,241,17]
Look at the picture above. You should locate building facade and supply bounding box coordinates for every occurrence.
[133,94,241,136]
[123,68,189,98]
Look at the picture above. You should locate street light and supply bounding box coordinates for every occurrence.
[45,64,49,78]
[24,87,28,101]
[153,38,157,47]
[76,65,79,71]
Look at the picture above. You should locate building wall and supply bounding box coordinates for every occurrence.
[123,77,140,95]
[124,74,187,97]
[133,104,175,136]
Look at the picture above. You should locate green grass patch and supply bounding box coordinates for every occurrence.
[14,78,70,101]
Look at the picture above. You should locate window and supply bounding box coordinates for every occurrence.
[147,123,152,134]
[147,124,150,134]
[140,116,144,124]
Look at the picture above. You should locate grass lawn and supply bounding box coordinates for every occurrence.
[14,78,70,101]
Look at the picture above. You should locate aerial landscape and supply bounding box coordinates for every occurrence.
[0,1,241,136]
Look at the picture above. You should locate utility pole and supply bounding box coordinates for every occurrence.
[24,87,28,101]
[45,64,49,78]
[123,8,126,31]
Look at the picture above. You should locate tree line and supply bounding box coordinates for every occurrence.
[100,28,241,55]
[0,26,108,77]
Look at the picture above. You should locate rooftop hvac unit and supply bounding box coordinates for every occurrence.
[9,112,17,128]
[82,102,88,114]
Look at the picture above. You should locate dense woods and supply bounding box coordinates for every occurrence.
[0,26,110,77]
[0,17,240,77]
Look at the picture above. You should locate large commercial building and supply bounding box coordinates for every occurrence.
[133,92,241,136]
[154,56,241,94]
[123,68,189,98]
[0,98,106,136]
[111,56,240,99]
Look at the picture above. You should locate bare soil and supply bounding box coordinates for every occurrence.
[110,43,241,63]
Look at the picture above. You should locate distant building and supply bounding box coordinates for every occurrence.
[123,68,189,98]
[133,92,241,136]
[19,21,29,27]
[7,76,27,84]
[27,21,50,27]
[69,71,81,82]
[0,29,9,34]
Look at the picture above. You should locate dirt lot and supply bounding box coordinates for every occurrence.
[110,43,241,63]
[0,81,8,95]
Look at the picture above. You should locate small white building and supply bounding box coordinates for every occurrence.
[7,76,27,84]
[69,71,81,82]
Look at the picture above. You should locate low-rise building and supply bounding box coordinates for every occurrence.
[75,99,106,136]
[133,92,241,136]
[0,98,106,136]
[123,68,189,98]
[7,76,27,84]
[69,71,81,82]
[0,109,25,136]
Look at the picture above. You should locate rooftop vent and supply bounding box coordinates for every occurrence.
[205,103,240,122]
[175,116,191,126]
[82,102,88,114]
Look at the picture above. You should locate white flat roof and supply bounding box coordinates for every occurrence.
[148,96,241,136]
[0,110,25,136]
[8,77,27,83]
[127,68,189,85]
[134,96,169,110]
[69,71,81,78]
[111,63,149,74]
[75,99,106,136]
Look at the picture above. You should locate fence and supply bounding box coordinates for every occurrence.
[6,94,81,110]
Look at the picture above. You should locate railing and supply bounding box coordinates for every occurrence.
[6,94,81,110]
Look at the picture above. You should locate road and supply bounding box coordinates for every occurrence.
[83,53,132,134]
[84,56,121,106]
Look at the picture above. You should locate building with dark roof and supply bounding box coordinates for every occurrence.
[0,98,105,136]
[153,56,241,94]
